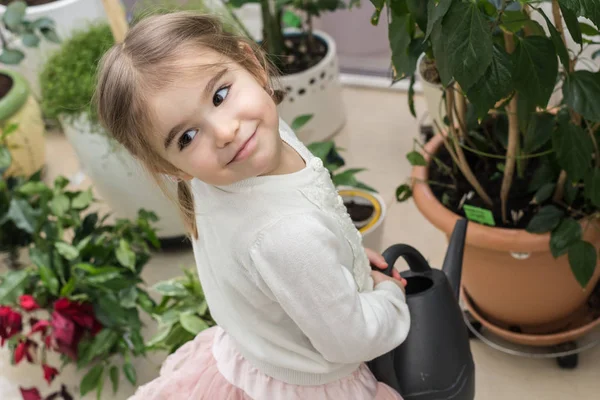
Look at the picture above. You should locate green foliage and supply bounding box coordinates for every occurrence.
[383,0,600,288]
[39,23,114,127]
[0,1,59,65]
[146,269,215,354]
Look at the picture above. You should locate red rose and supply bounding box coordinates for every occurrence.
[53,298,102,334]
[0,306,23,346]
[19,295,40,312]
[50,311,78,359]
[19,387,41,400]
[42,364,59,384]
[14,340,36,364]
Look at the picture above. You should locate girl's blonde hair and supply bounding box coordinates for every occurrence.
[95,12,282,239]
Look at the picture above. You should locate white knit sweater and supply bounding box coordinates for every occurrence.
[190,120,410,386]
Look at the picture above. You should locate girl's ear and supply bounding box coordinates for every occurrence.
[239,41,269,86]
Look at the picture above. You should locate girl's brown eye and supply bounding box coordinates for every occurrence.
[178,129,198,150]
[213,86,229,106]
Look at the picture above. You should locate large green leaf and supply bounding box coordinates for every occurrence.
[584,167,600,207]
[523,112,555,153]
[552,117,592,182]
[307,141,334,162]
[123,363,136,385]
[550,218,582,257]
[71,190,93,210]
[179,313,210,335]
[406,151,427,166]
[512,36,558,108]
[55,242,79,261]
[526,205,564,233]
[388,12,413,80]
[560,2,583,44]
[0,49,25,65]
[49,194,70,218]
[2,1,26,30]
[18,181,49,196]
[568,240,597,287]
[558,0,600,30]
[7,199,37,233]
[80,364,104,397]
[533,183,556,204]
[563,71,600,122]
[466,44,513,118]
[116,239,136,271]
[109,366,119,395]
[443,1,493,91]
[0,270,29,304]
[291,115,313,131]
[406,0,428,32]
[430,22,452,86]
[425,0,452,39]
[39,265,59,296]
[537,7,570,71]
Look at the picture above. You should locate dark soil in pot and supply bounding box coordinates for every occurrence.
[277,33,328,75]
[1,0,57,5]
[418,56,441,85]
[0,73,13,98]
[344,200,374,224]
[427,114,588,230]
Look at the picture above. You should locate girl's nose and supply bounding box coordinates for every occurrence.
[211,116,240,148]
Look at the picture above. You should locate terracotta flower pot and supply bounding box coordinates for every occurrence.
[411,134,600,332]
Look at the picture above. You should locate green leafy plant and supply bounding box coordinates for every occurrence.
[146,268,215,354]
[224,0,358,73]
[0,150,161,398]
[385,0,600,287]
[0,0,59,64]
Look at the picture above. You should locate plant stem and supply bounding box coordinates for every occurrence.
[442,92,494,206]
[552,0,575,72]
[499,32,520,223]
[553,170,567,202]
[306,9,315,55]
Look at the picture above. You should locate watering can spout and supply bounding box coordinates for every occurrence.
[441,219,468,300]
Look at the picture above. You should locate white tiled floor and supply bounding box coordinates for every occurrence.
[1,86,599,399]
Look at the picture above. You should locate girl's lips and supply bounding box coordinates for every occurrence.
[229,131,257,164]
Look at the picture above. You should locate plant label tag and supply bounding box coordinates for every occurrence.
[463,205,495,226]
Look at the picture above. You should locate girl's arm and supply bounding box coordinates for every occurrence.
[249,212,410,365]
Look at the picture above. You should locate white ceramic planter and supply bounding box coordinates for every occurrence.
[0,0,107,97]
[277,30,346,144]
[416,53,446,133]
[60,115,186,239]
[339,188,387,252]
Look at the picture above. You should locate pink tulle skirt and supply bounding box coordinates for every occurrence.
[129,326,402,399]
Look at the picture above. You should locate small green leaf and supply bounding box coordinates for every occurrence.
[332,168,366,187]
[179,313,210,334]
[443,1,493,91]
[563,71,600,122]
[389,12,413,80]
[533,183,556,204]
[0,270,29,304]
[119,287,138,309]
[408,74,416,118]
[282,10,302,28]
[552,117,593,182]
[307,141,334,162]
[580,22,599,36]
[424,0,452,40]
[152,281,188,297]
[559,2,583,44]
[7,199,37,233]
[406,151,427,166]
[564,180,579,205]
[3,1,27,30]
[18,181,49,195]
[60,277,76,297]
[116,239,136,270]
[123,363,137,385]
[396,184,412,202]
[40,27,60,43]
[32,17,54,30]
[53,176,69,190]
[136,289,156,314]
[146,325,173,348]
[430,21,452,86]
[39,265,59,296]
[291,114,313,131]
[568,240,597,288]
[49,194,70,217]
[523,112,554,154]
[550,218,582,257]
[22,33,40,48]
[71,189,93,209]
[79,330,119,367]
[109,366,119,394]
[0,146,11,174]
[585,168,600,207]
[558,0,600,32]
[0,49,25,65]
[80,365,104,397]
[55,242,79,260]
[526,205,564,233]
[537,7,570,71]
[529,162,557,192]
[512,36,558,108]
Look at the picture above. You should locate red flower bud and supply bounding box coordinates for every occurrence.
[42,364,59,384]
[19,295,40,312]
[29,320,50,336]
[0,306,23,345]
[19,387,42,400]
[14,340,36,364]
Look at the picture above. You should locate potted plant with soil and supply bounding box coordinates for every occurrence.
[224,0,352,143]
[0,0,106,97]
[386,0,600,348]
[0,169,160,399]
[297,114,387,250]
[39,22,189,244]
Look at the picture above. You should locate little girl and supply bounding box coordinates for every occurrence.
[95,11,410,400]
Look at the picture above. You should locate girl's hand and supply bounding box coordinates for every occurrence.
[371,270,407,293]
[365,248,404,281]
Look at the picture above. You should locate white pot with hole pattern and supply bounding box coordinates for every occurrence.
[60,114,187,240]
[277,30,346,144]
[0,0,107,98]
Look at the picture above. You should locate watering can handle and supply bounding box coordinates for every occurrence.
[378,244,431,277]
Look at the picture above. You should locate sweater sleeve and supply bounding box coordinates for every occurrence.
[249,213,411,364]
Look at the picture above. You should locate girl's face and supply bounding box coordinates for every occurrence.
[149,48,282,186]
